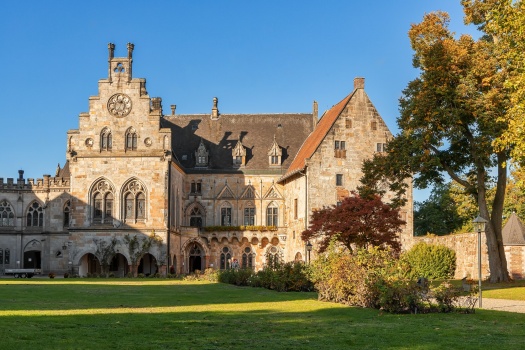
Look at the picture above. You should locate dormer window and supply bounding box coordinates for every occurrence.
[232,139,246,167]
[195,139,209,168]
[268,136,282,167]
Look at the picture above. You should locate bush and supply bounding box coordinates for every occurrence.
[401,242,456,280]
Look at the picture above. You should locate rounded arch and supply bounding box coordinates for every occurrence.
[121,177,148,223]
[265,244,284,267]
[185,201,206,227]
[294,252,303,262]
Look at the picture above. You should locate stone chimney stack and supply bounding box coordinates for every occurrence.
[354,77,365,90]
[312,101,318,129]
[171,104,176,116]
[18,169,24,181]
[211,97,219,119]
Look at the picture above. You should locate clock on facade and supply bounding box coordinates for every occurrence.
[107,93,132,117]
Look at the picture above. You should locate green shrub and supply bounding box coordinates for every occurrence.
[401,242,456,280]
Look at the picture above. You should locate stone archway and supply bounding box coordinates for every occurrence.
[138,253,157,276]
[188,243,204,273]
[78,253,101,277]
[109,253,129,277]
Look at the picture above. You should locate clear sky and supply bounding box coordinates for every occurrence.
[0,1,479,202]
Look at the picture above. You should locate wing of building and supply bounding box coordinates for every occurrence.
[0,44,413,276]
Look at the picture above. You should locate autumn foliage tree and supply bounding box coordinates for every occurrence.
[301,193,404,254]
[359,11,512,282]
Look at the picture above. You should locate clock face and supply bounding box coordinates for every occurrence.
[108,93,132,117]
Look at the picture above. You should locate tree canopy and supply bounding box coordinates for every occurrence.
[359,10,511,282]
[301,193,404,254]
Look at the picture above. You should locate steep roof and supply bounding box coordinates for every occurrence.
[162,113,314,173]
[502,212,525,245]
[279,90,355,181]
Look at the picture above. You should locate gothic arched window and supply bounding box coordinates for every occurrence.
[243,202,255,226]
[189,206,203,227]
[0,200,15,227]
[101,128,112,151]
[26,201,43,227]
[122,180,146,223]
[220,246,232,270]
[242,246,254,269]
[63,200,70,227]
[125,127,137,151]
[91,179,114,224]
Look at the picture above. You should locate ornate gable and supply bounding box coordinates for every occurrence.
[217,185,235,199]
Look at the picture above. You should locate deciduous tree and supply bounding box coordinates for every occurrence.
[359,11,511,282]
[301,193,404,253]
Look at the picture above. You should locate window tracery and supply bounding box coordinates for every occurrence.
[122,179,146,223]
[91,179,114,224]
[0,200,15,227]
[100,128,112,151]
[125,127,137,151]
[26,201,43,227]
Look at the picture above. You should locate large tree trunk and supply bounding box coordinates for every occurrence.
[479,153,509,283]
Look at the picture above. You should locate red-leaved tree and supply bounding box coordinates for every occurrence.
[301,193,404,254]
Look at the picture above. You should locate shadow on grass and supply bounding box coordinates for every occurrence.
[1,280,525,349]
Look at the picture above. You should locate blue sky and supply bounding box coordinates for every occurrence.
[0,1,479,202]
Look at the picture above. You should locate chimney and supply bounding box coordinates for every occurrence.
[211,97,219,119]
[312,101,318,129]
[354,77,365,90]
[171,104,176,116]
[18,169,24,180]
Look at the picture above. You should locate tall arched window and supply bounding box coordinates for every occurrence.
[221,202,232,226]
[122,179,146,223]
[266,245,282,268]
[63,200,70,227]
[266,202,278,227]
[125,127,137,151]
[91,179,114,224]
[244,202,255,226]
[26,201,43,227]
[220,246,232,270]
[0,200,15,227]
[242,246,254,269]
[101,128,112,151]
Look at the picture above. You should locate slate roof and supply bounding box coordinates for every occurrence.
[56,161,70,178]
[162,113,314,173]
[502,212,525,245]
[279,91,355,181]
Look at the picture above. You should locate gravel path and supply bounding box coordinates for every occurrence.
[480,298,525,313]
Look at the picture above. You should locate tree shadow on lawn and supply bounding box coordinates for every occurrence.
[0,304,524,350]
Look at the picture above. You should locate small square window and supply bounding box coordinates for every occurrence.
[371,121,377,130]
[336,174,343,186]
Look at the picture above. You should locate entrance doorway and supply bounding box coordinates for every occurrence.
[188,243,204,273]
[23,250,41,269]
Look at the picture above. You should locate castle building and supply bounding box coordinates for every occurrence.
[0,43,412,276]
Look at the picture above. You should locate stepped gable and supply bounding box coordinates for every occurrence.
[280,91,355,181]
[162,113,314,171]
[502,212,525,245]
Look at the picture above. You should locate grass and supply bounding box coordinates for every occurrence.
[0,279,524,349]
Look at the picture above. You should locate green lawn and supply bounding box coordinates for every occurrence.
[1,279,524,349]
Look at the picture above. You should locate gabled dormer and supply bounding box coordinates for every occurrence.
[195,139,209,168]
[268,136,282,167]
[232,139,246,167]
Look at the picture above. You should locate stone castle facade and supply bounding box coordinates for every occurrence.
[0,43,413,276]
